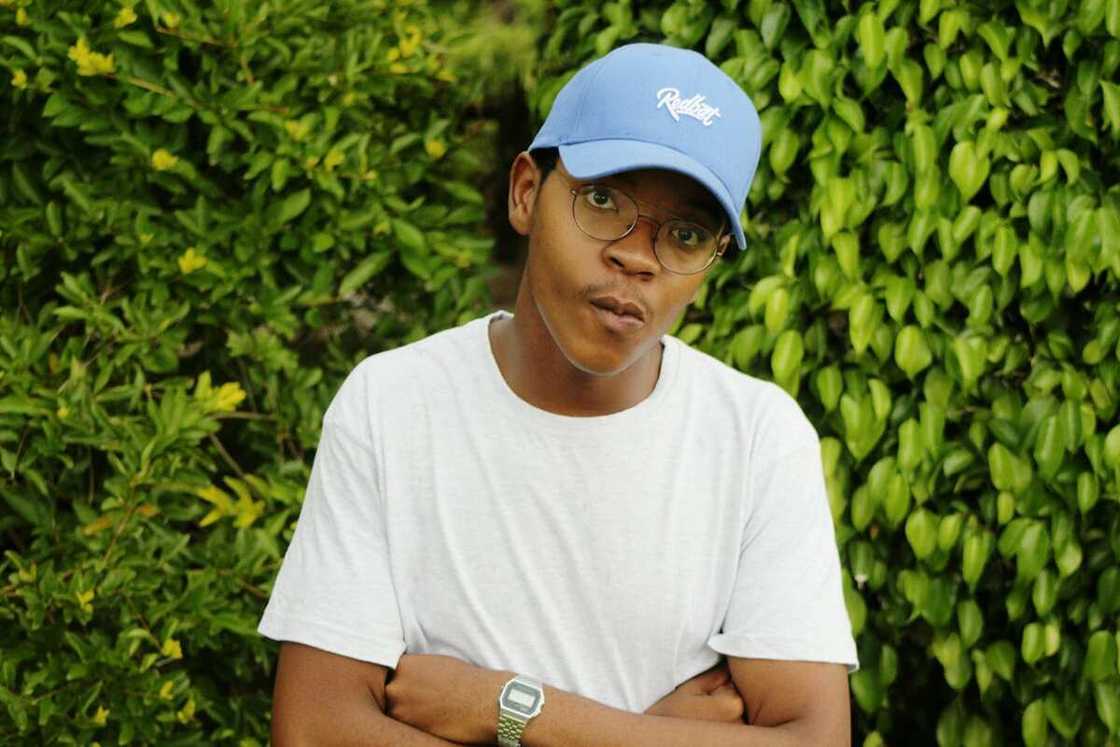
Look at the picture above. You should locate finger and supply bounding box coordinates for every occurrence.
[696,664,731,693]
[691,662,731,691]
[710,684,746,722]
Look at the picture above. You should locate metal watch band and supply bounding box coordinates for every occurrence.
[496,713,528,747]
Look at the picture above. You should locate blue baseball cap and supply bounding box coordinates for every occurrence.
[529,43,762,252]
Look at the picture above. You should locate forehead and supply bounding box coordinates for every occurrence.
[560,162,723,225]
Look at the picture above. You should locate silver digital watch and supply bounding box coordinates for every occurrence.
[497,674,545,747]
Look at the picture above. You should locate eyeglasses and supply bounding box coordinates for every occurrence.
[559,177,729,275]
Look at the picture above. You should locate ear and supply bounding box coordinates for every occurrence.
[508,151,545,237]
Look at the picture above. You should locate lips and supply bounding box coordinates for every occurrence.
[589,295,645,322]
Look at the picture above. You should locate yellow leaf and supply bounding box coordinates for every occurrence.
[11,69,28,89]
[196,484,232,526]
[424,139,446,160]
[67,38,114,76]
[213,382,246,412]
[224,476,264,529]
[386,47,401,62]
[159,680,175,700]
[76,588,95,613]
[56,405,69,418]
[114,7,137,28]
[177,247,207,274]
[81,515,115,536]
[284,120,308,141]
[389,63,410,75]
[323,148,344,171]
[161,638,183,660]
[136,503,159,518]
[196,484,232,508]
[15,7,28,25]
[234,494,263,529]
[92,705,109,727]
[199,508,222,527]
[176,697,195,724]
[161,11,180,28]
[151,148,179,171]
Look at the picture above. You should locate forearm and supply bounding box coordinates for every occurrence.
[275,701,463,747]
[521,685,808,747]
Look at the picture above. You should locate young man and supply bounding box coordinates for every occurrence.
[258,43,858,746]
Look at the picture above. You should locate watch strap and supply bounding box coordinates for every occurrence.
[496,713,528,747]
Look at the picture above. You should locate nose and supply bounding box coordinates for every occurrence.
[604,214,661,275]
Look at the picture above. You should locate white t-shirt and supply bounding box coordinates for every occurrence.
[257,309,858,713]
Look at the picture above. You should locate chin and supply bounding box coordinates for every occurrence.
[560,324,654,378]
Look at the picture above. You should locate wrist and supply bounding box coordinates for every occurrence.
[482,669,516,743]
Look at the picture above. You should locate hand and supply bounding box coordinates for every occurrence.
[644,659,746,724]
[385,653,509,744]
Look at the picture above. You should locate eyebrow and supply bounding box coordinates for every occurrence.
[596,173,725,229]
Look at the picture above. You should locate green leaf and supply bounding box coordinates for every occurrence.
[1032,569,1058,615]
[957,599,983,649]
[858,11,886,67]
[1100,81,1120,133]
[1078,471,1101,514]
[832,232,860,278]
[392,219,428,255]
[948,141,991,202]
[266,188,311,228]
[764,287,790,333]
[1033,415,1065,479]
[338,252,392,296]
[895,326,933,378]
[769,128,800,175]
[771,329,804,391]
[705,16,738,59]
[906,509,938,559]
[1022,622,1045,664]
[814,365,843,412]
[1085,631,1119,681]
[849,293,880,355]
[1022,700,1048,747]
[1017,522,1050,582]
[883,472,911,528]
[962,530,993,590]
[1093,682,1120,734]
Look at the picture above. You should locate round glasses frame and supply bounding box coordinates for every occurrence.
[561,179,729,275]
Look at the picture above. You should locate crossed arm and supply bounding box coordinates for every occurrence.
[271,642,851,746]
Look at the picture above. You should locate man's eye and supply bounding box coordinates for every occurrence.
[671,225,706,248]
[584,188,616,210]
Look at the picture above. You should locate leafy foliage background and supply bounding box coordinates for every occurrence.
[0,0,535,742]
[3,0,1120,744]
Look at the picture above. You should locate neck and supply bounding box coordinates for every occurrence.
[488,298,663,418]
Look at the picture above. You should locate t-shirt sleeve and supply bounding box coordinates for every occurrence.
[708,389,859,672]
[257,368,405,669]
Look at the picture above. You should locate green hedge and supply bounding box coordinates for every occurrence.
[0,0,534,742]
[532,0,1120,744]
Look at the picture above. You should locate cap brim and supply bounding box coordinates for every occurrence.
[558,140,747,252]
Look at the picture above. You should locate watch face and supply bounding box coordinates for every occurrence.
[501,682,541,716]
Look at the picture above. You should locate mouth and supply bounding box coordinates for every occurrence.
[589,296,646,322]
[589,297,646,333]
